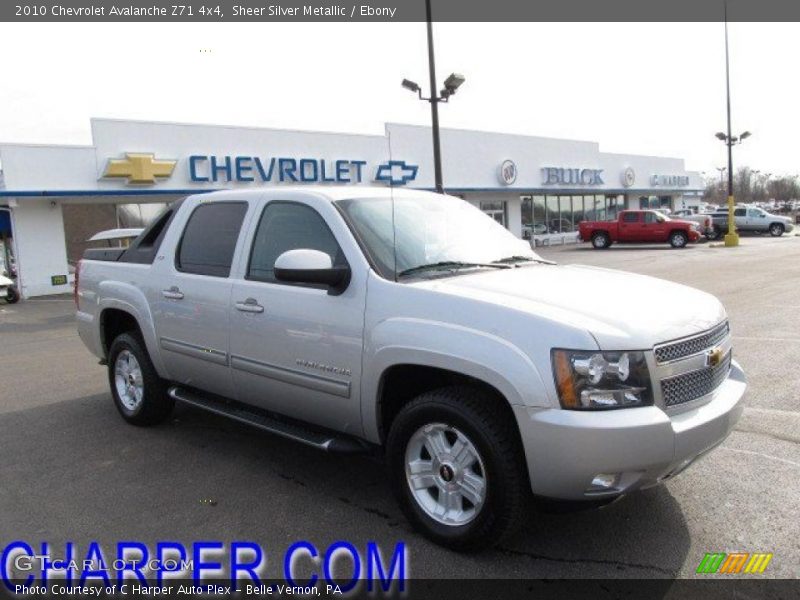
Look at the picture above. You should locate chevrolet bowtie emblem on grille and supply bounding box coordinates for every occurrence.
[706,347,724,368]
[102,153,177,184]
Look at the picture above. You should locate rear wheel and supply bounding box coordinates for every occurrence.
[591,232,610,249]
[669,231,688,248]
[769,223,785,237]
[387,387,528,551]
[5,287,19,304]
[108,333,174,426]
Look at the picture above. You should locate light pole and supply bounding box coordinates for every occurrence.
[402,0,465,194]
[715,131,751,240]
[752,169,761,203]
[716,1,750,247]
[715,167,727,204]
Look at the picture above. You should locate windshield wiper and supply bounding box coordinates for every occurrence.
[397,261,511,278]
[492,255,555,265]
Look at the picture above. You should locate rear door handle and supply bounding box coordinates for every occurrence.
[235,298,264,314]
[162,286,184,300]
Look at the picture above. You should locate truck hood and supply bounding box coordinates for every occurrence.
[420,264,726,350]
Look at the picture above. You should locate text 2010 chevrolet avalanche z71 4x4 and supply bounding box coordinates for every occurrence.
[76,188,746,550]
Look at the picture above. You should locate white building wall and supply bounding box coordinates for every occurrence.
[0,119,706,298]
[12,199,71,297]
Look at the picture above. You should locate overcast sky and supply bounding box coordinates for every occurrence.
[0,22,797,179]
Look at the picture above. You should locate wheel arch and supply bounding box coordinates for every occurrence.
[96,285,168,378]
[374,363,519,446]
[669,228,689,237]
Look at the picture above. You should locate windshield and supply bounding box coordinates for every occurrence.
[336,195,541,279]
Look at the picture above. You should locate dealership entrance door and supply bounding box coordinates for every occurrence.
[480,200,506,226]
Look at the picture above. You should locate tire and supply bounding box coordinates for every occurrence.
[769,223,785,237]
[709,226,723,240]
[669,231,688,248]
[107,332,174,426]
[386,386,528,551]
[591,232,610,249]
[5,287,19,304]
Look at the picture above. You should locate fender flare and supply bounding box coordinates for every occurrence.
[97,281,169,379]
[360,317,550,443]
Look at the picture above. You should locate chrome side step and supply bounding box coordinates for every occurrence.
[168,386,369,454]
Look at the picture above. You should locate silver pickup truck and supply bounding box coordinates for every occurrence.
[76,187,746,550]
[709,205,795,239]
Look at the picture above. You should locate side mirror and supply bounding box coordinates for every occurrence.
[274,249,350,294]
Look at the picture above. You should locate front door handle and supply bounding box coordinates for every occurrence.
[235,298,264,314]
[162,286,184,300]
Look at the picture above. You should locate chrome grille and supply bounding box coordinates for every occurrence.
[654,321,730,364]
[660,352,732,407]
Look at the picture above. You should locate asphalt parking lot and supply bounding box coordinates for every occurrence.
[1,235,798,580]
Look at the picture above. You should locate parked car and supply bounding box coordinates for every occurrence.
[709,206,795,239]
[578,210,701,249]
[672,209,715,239]
[75,188,745,550]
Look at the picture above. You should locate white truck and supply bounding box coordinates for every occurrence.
[76,187,746,550]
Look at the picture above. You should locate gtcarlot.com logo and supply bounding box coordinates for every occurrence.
[696,552,773,574]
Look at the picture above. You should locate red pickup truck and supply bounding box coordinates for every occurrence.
[579,210,701,249]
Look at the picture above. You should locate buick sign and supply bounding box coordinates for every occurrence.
[499,160,517,185]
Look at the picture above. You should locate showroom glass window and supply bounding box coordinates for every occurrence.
[248,202,344,284]
[176,202,248,277]
[529,194,622,234]
[572,196,594,225]
[545,196,562,232]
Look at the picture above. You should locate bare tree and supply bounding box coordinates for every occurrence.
[767,176,800,203]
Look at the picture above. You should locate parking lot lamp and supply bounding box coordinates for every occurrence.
[401,0,465,194]
[717,1,747,247]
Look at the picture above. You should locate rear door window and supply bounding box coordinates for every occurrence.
[622,212,640,223]
[176,202,248,277]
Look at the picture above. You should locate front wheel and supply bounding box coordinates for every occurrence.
[386,387,528,551]
[669,231,688,248]
[769,223,785,237]
[108,333,174,426]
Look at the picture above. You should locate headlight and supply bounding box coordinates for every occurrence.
[551,349,653,410]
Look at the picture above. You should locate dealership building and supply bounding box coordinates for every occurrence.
[0,118,703,298]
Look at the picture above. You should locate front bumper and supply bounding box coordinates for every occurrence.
[514,359,746,500]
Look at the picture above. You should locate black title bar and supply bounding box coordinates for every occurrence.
[3,0,800,22]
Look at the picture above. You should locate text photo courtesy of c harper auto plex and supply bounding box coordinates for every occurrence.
[1,1,799,599]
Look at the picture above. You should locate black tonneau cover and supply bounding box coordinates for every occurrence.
[82,248,126,262]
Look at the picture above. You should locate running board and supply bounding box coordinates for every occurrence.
[168,386,369,454]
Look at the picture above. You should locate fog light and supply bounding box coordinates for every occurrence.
[589,473,620,491]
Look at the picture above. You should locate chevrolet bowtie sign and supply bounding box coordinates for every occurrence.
[102,153,178,184]
[101,153,419,187]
